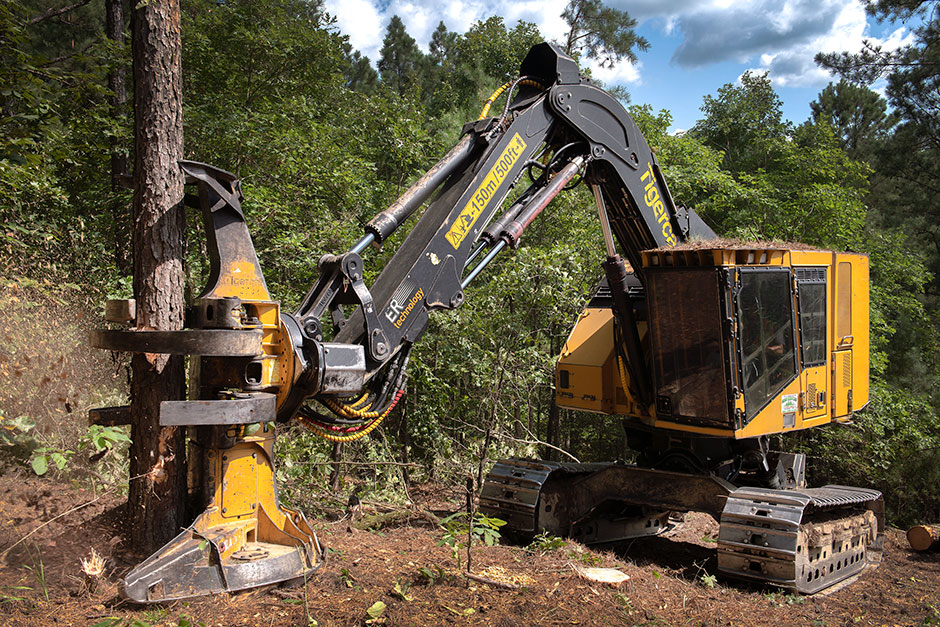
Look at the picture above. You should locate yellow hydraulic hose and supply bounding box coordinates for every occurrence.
[617,355,630,402]
[478,79,545,120]
[297,390,404,442]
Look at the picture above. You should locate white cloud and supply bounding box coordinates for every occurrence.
[325,0,383,59]
[752,3,915,87]
[589,58,642,85]
[326,0,913,93]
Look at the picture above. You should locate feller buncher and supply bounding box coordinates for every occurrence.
[91,43,882,602]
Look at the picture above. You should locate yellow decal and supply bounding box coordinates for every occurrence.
[214,260,269,300]
[640,163,678,246]
[446,133,527,250]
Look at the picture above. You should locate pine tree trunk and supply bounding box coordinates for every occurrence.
[128,0,187,555]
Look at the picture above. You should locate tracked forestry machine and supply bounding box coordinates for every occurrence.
[91,43,882,601]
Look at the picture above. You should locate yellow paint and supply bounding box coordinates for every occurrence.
[558,246,870,442]
[639,163,677,246]
[445,133,526,249]
[211,259,270,301]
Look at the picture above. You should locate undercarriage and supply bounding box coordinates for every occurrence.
[479,457,883,594]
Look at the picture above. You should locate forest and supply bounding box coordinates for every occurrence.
[0,0,939,622]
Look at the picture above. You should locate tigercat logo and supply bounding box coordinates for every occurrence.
[445,133,527,250]
[640,163,678,246]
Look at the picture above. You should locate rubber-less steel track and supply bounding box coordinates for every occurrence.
[480,458,884,594]
[717,485,884,593]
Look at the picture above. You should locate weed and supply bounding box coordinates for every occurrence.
[785,593,805,605]
[437,511,505,571]
[923,603,940,626]
[391,579,414,601]
[699,573,718,588]
[699,534,718,544]
[614,592,634,616]
[526,531,567,554]
[567,546,603,566]
[0,585,31,603]
[141,607,168,623]
[416,564,445,585]
[339,568,359,590]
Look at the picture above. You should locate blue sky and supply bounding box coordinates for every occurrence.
[325,0,916,132]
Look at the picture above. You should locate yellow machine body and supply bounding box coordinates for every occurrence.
[556,246,869,439]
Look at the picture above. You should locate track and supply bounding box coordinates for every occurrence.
[480,458,884,594]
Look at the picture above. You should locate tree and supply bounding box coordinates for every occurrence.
[128,0,188,553]
[691,71,790,174]
[561,0,648,68]
[809,80,896,157]
[429,21,457,66]
[690,72,869,249]
[815,0,940,399]
[377,16,424,97]
[343,43,378,92]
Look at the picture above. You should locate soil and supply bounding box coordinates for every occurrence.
[0,469,937,627]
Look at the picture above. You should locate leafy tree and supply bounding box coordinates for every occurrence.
[561,0,649,67]
[377,15,425,97]
[692,71,790,173]
[815,0,940,404]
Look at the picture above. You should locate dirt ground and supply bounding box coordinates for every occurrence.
[0,467,938,627]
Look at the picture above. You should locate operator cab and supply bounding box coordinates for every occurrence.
[556,244,869,440]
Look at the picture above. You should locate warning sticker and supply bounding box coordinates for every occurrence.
[445,133,526,250]
[781,393,798,414]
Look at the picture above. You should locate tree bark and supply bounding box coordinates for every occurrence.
[128,0,187,555]
[106,0,131,275]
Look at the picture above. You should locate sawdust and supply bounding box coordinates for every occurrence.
[475,564,536,587]
[651,237,826,252]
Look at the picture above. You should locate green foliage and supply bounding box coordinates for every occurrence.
[561,0,649,67]
[2,0,937,531]
[416,563,445,585]
[378,16,424,97]
[390,579,414,601]
[526,531,567,554]
[23,547,48,602]
[437,511,506,570]
[809,80,897,157]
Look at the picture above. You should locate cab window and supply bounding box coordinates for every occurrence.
[738,269,797,417]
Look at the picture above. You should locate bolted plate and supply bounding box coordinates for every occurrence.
[90,328,262,356]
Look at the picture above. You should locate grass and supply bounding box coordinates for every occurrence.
[23,546,48,602]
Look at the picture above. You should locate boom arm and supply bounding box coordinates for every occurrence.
[267,44,713,430]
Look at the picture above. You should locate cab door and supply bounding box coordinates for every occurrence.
[795,268,828,421]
